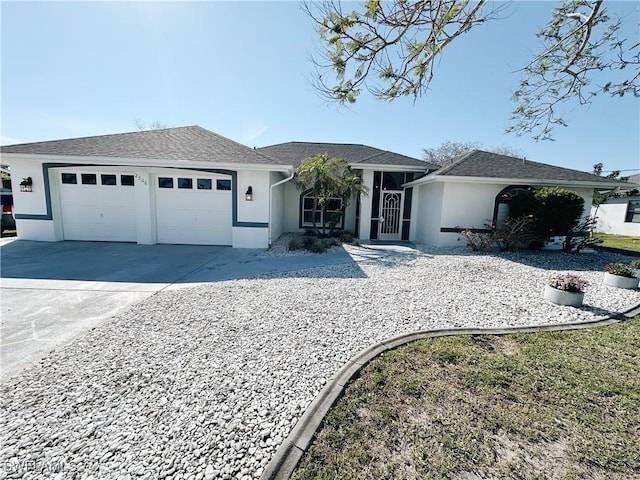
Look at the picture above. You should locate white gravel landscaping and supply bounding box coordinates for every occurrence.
[1,242,639,480]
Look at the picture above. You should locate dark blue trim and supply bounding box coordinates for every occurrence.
[236,221,269,228]
[441,227,493,233]
[16,162,80,220]
[15,164,268,229]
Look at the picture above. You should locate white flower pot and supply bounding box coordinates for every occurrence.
[543,285,584,307]
[604,272,640,289]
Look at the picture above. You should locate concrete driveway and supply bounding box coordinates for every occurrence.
[0,239,355,383]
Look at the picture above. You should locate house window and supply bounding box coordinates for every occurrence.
[61,173,77,184]
[625,200,640,223]
[178,178,193,189]
[81,174,97,185]
[121,175,135,186]
[101,174,117,186]
[197,178,212,190]
[216,179,231,191]
[300,190,344,228]
[158,177,173,189]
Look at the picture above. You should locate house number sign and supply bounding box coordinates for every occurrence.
[134,173,148,186]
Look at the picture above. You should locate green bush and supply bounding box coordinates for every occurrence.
[339,232,355,243]
[323,237,340,247]
[309,240,328,253]
[534,187,584,236]
[510,187,585,246]
[288,236,304,251]
[302,235,317,249]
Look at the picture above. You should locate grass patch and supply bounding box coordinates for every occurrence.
[292,317,640,480]
[593,233,640,254]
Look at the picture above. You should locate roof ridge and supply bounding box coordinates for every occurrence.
[259,141,380,149]
[433,149,478,175]
[350,150,387,164]
[1,125,202,148]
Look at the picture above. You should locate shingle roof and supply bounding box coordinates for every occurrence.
[627,173,640,184]
[433,150,626,184]
[257,142,435,169]
[0,126,282,166]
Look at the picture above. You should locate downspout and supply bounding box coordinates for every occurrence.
[268,171,295,246]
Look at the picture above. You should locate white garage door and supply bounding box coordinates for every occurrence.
[58,171,137,242]
[155,174,232,245]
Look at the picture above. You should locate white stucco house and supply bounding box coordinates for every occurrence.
[590,173,640,236]
[0,125,628,248]
[591,197,640,236]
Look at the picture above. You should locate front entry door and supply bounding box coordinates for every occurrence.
[379,191,403,240]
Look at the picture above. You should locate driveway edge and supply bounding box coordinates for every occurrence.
[260,302,640,480]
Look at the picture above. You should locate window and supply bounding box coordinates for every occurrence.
[81,174,97,185]
[626,200,640,223]
[300,190,343,228]
[197,178,212,190]
[121,175,135,186]
[216,179,231,191]
[178,177,193,189]
[61,173,77,184]
[101,174,117,186]
[158,177,173,188]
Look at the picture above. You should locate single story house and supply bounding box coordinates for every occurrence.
[0,125,628,248]
[590,174,640,236]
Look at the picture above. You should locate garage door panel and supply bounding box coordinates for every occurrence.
[62,187,135,207]
[156,209,231,227]
[157,226,231,245]
[58,171,137,242]
[155,175,232,246]
[155,193,230,208]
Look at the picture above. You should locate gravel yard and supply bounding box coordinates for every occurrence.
[1,242,639,480]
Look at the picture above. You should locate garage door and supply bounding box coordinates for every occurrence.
[155,174,232,245]
[58,171,137,242]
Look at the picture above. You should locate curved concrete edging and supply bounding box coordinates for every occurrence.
[260,302,640,480]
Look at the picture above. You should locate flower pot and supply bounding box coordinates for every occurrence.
[543,285,584,307]
[604,272,640,289]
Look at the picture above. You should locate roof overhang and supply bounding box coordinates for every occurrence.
[0,153,293,173]
[403,174,633,190]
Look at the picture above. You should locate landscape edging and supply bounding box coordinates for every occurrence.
[259,302,640,480]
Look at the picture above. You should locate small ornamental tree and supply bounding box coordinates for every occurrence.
[295,153,368,236]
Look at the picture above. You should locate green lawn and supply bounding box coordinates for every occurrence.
[292,317,640,480]
[594,233,640,254]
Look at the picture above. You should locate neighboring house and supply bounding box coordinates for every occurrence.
[0,126,629,248]
[591,173,640,236]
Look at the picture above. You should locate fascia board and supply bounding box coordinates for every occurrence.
[403,174,631,189]
[0,153,292,172]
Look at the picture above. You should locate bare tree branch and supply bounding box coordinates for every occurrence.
[305,0,639,141]
[507,0,639,141]
[304,0,507,103]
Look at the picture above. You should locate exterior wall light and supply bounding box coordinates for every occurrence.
[245,186,253,201]
[20,177,33,192]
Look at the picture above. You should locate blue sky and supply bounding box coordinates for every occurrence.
[2,1,638,175]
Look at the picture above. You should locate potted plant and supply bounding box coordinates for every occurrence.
[544,273,590,307]
[604,262,640,289]
[631,259,640,279]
